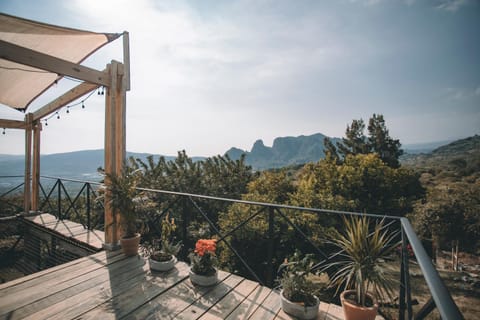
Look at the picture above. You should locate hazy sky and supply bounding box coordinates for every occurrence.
[0,0,479,156]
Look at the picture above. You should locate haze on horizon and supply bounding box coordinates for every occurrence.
[0,0,479,157]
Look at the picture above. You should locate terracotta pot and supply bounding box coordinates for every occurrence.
[149,255,176,272]
[280,290,320,320]
[340,290,378,320]
[120,233,141,256]
[189,268,218,286]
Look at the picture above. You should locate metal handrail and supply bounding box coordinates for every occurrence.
[0,175,464,319]
[401,218,463,320]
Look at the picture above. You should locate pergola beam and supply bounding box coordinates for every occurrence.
[0,40,110,87]
[0,119,26,129]
[32,82,99,121]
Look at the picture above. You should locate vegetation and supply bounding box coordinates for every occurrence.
[322,216,399,307]
[278,252,320,307]
[325,114,403,168]
[100,161,147,238]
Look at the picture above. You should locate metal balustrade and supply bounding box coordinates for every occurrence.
[0,176,464,319]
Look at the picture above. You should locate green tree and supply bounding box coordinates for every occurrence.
[324,114,403,168]
[367,114,403,168]
[292,154,424,216]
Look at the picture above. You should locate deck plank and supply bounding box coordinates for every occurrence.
[0,254,135,319]
[121,270,233,320]
[17,256,149,320]
[174,273,245,320]
[0,250,352,320]
[22,213,105,250]
[248,289,282,320]
[199,278,260,320]
[225,285,272,320]
[73,262,190,320]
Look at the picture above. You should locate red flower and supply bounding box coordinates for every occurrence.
[194,239,217,257]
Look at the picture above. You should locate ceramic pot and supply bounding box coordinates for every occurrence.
[340,290,378,320]
[120,233,141,256]
[280,290,320,320]
[189,268,218,286]
[149,255,176,272]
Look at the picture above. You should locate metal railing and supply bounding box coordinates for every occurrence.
[0,176,464,319]
[38,176,104,230]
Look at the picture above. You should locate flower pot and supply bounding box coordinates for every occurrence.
[340,290,378,320]
[280,290,320,320]
[189,268,218,286]
[120,233,141,256]
[149,255,176,272]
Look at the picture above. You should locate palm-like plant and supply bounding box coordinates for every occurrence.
[324,215,399,307]
[104,164,143,238]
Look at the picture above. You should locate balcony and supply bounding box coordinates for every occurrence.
[0,176,464,319]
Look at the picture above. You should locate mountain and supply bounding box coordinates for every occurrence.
[225,133,342,169]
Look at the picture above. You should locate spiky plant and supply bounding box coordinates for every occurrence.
[324,215,399,307]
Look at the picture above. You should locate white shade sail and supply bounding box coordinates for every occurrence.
[0,13,120,111]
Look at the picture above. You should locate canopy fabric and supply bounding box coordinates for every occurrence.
[0,13,120,111]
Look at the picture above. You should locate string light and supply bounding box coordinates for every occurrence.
[41,89,97,128]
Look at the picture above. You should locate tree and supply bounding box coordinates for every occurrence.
[324,114,403,168]
[367,114,403,168]
[292,153,424,216]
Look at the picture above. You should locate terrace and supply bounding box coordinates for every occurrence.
[0,14,464,320]
[0,175,464,319]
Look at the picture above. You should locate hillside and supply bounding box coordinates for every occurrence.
[401,135,480,188]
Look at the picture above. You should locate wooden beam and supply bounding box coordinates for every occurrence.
[0,119,26,129]
[0,40,110,87]
[31,121,42,211]
[123,32,131,91]
[24,113,33,214]
[32,82,99,121]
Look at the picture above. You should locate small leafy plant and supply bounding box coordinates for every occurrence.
[142,213,182,261]
[189,239,217,276]
[279,252,319,307]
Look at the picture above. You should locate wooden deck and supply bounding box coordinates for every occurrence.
[22,213,104,251]
[0,250,350,320]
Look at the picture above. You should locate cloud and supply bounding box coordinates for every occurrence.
[436,0,469,12]
[445,87,480,100]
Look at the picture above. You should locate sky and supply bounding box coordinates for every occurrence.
[0,0,479,157]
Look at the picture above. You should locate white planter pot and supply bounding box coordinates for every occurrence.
[149,256,176,272]
[189,268,218,286]
[280,290,320,320]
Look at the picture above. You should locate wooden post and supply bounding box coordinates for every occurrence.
[24,113,33,214]
[31,121,42,211]
[103,61,126,250]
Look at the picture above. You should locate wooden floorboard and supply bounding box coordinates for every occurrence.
[0,251,356,320]
[22,213,105,250]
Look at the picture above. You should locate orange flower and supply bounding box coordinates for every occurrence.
[194,239,217,257]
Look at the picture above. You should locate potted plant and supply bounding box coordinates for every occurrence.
[142,214,182,272]
[103,164,145,256]
[278,252,320,320]
[188,238,218,286]
[323,215,399,320]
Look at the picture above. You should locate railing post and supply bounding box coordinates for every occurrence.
[86,183,91,230]
[400,224,413,320]
[266,206,275,287]
[57,179,62,220]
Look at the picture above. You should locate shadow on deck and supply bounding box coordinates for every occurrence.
[0,250,354,320]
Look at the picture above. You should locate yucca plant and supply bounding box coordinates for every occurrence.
[323,215,399,307]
